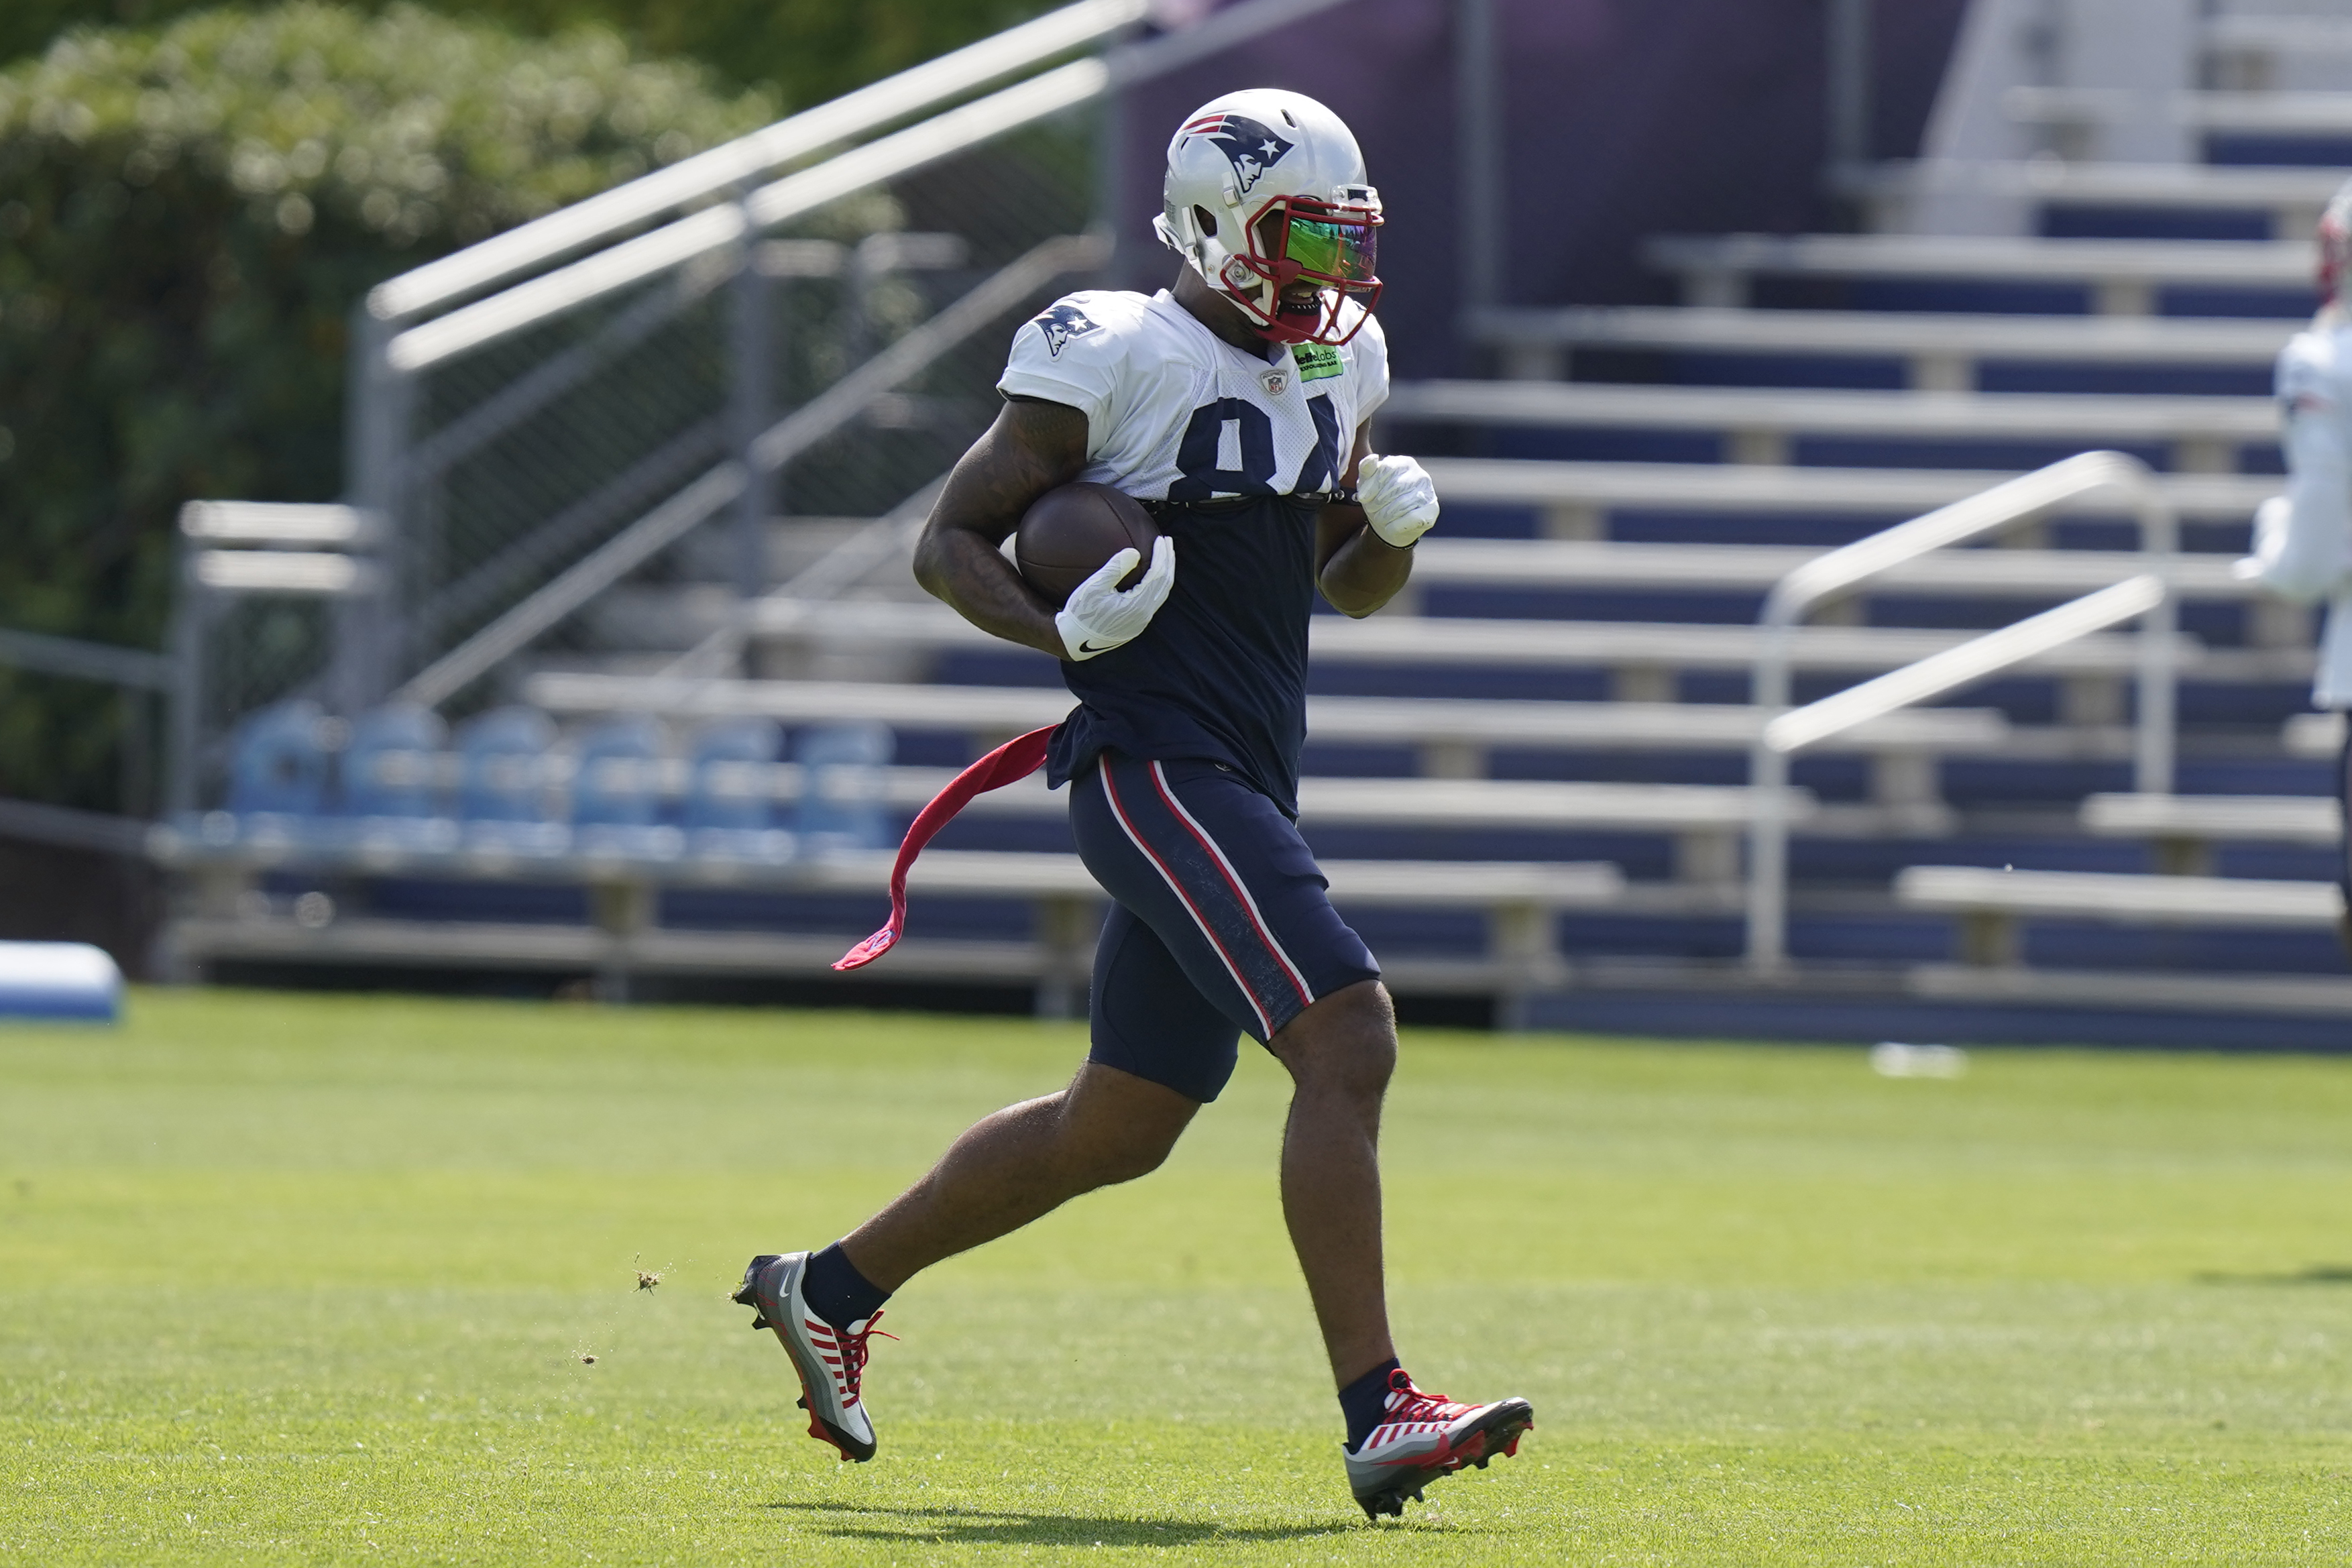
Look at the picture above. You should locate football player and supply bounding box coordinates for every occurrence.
[2237,174,2352,955]
[735,88,1532,1518]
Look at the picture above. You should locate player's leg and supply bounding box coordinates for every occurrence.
[836,1051,1198,1292]
[1078,752,1395,1377]
[1070,751,1531,1513]
[1261,977,1397,1386]
[1265,975,1530,1516]
[832,896,1243,1288]
[736,901,1233,1461]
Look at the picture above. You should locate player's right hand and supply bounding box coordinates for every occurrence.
[1055,535,1176,661]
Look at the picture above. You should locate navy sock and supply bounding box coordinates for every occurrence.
[1339,1358,1403,1451]
[801,1242,890,1329]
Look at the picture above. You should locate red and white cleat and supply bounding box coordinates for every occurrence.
[732,1252,892,1462]
[1343,1369,1533,1518]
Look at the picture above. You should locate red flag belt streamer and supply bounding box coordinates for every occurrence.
[833,724,1060,971]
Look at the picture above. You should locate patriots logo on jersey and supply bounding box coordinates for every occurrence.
[1033,302,1101,359]
[1186,113,1295,197]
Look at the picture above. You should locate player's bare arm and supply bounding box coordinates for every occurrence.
[911,396,1089,659]
[1317,423,1412,617]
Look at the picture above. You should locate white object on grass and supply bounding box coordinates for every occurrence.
[1870,1042,1967,1078]
[0,942,122,1022]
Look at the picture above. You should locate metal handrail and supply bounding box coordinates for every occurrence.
[365,0,1147,325]
[391,233,1103,709]
[0,627,172,691]
[379,0,1360,368]
[1744,451,2182,973]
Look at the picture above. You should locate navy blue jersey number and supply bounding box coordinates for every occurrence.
[1170,398,1278,502]
[1292,394,1343,495]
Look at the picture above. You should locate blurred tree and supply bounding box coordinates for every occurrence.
[0,3,773,809]
[0,0,1061,110]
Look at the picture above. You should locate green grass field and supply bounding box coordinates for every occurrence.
[4,990,2351,1564]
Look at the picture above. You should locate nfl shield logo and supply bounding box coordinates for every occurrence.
[1259,367,1290,397]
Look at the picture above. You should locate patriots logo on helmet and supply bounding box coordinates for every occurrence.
[1186,113,1295,197]
[1032,302,1101,359]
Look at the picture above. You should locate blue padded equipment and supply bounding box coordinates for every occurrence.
[343,704,447,818]
[225,700,330,824]
[572,716,681,860]
[571,716,665,827]
[685,719,781,830]
[457,707,557,821]
[0,942,121,1021]
[456,706,565,856]
[684,718,794,863]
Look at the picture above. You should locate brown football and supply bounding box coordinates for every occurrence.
[1015,482,1160,609]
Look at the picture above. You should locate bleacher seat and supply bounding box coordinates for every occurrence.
[1413,457,2278,541]
[2077,790,2339,875]
[1470,305,2295,391]
[1380,379,2275,471]
[1641,233,2314,313]
[1895,863,2341,968]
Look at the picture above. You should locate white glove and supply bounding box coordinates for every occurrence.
[1355,453,1439,548]
[1054,535,1175,661]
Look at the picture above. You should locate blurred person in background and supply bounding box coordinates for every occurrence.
[2238,175,2352,956]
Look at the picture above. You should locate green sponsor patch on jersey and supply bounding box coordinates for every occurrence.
[1292,342,1345,382]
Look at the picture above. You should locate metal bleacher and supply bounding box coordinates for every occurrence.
[1404,0,2352,1043]
[157,0,2352,1044]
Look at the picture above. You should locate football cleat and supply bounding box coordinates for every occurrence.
[732,1251,892,1462]
[1343,1369,1533,1519]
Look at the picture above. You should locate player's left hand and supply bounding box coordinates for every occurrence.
[1356,453,1439,549]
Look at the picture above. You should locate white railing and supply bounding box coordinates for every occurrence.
[364,0,1150,327]
[1744,451,2182,974]
[369,0,1358,369]
[390,233,1105,710]
[384,66,1114,373]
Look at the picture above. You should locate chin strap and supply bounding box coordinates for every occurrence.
[833,724,1060,971]
[1237,286,1372,348]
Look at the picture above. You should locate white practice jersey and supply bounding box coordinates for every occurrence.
[2244,323,2352,706]
[995,288,1389,503]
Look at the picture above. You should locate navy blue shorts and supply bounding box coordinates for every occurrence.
[1068,750,1381,1103]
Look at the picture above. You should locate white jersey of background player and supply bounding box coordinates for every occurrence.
[2239,179,2352,709]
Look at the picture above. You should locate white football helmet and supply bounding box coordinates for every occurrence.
[1152,88,1383,347]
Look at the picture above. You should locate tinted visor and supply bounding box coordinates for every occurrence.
[1284,215,1378,288]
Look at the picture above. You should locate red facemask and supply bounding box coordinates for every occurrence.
[1217,193,1384,347]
